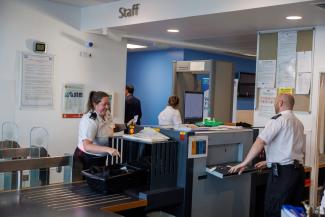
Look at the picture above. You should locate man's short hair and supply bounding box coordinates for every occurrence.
[126,84,134,94]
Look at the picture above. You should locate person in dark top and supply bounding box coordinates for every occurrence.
[125,84,142,125]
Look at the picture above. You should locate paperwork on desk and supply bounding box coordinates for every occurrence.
[122,127,169,143]
[173,124,243,132]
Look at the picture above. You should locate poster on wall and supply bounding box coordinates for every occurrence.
[297,51,312,73]
[278,87,293,95]
[276,31,297,88]
[296,51,312,95]
[256,60,276,88]
[258,88,277,118]
[21,52,54,109]
[62,84,85,118]
[296,72,311,94]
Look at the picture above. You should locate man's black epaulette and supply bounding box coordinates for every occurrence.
[89,112,97,120]
[271,114,282,120]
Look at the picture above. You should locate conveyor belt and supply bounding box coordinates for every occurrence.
[0,182,147,217]
[21,183,133,211]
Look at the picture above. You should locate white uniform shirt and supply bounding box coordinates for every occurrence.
[258,110,305,165]
[77,111,115,156]
[158,106,182,126]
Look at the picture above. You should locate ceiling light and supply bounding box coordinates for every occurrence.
[167,29,179,33]
[286,16,302,20]
[127,44,148,49]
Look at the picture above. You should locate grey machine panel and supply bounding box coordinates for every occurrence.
[190,129,253,217]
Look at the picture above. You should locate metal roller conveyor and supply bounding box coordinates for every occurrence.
[0,146,147,217]
[0,182,147,217]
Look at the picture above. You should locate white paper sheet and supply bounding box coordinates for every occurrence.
[258,88,277,118]
[21,53,54,108]
[62,84,85,115]
[297,51,312,73]
[296,72,311,94]
[256,60,276,88]
[276,31,297,88]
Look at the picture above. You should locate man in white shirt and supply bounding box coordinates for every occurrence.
[229,93,305,217]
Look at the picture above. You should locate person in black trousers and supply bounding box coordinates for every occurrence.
[230,94,305,217]
[73,91,120,181]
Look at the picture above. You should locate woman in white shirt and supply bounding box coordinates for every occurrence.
[158,96,182,126]
[73,91,120,180]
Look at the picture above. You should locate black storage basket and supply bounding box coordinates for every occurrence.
[82,163,147,193]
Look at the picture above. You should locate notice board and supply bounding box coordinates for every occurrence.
[256,29,313,112]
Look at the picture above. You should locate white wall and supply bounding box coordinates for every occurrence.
[0,0,127,155]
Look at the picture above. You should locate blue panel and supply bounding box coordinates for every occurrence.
[126,49,184,125]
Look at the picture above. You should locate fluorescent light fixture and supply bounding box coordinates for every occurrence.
[167,29,180,33]
[286,16,302,20]
[127,44,147,49]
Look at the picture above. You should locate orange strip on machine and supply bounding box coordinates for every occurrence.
[192,141,197,155]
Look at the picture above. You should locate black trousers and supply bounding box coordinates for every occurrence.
[264,165,305,217]
[72,147,107,181]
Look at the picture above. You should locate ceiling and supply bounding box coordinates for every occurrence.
[48,0,325,57]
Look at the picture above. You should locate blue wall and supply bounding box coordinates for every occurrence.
[126,49,184,125]
[126,48,256,125]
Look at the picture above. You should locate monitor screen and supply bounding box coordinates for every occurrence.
[184,91,203,123]
[238,72,255,97]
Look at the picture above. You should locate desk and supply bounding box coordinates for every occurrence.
[304,155,325,172]
[0,182,147,217]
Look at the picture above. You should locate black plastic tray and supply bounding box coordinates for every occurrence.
[82,163,147,193]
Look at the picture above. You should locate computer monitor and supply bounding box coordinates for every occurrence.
[184,91,204,123]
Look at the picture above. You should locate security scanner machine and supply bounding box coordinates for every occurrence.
[0,136,183,217]
[172,60,234,122]
[161,127,254,217]
[82,136,184,213]
[1,128,253,217]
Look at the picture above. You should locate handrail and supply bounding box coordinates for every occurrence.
[0,156,72,173]
[0,147,41,159]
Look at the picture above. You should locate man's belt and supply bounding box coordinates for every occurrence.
[271,160,302,177]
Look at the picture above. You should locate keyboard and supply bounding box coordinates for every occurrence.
[206,162,257,178]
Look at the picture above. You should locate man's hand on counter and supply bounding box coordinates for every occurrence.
[228,162,247,175]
